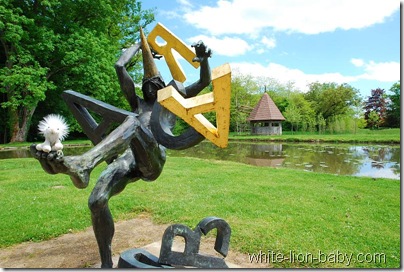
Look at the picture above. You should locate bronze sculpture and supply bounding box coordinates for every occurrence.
[30,27,213,268]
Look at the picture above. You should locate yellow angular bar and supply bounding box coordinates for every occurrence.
[157,63,231,148]
[147,23,199,83]
[211,63,232,147]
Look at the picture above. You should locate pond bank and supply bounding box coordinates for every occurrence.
[1,128,400,149]
[230,137,400,144]
[230,128,400,144]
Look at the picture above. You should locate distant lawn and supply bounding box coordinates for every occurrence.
[0,156,399,268]
[230,128,400,144]
[0,140,93,149]
[0,128,399,150]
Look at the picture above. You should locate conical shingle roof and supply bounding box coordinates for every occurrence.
[247,93,285,121]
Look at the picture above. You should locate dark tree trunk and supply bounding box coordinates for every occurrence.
[9,106,36,143]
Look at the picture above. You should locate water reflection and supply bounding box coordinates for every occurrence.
[0,148,30,159]
[245,143,285,167]
[0,142,400,179]
[280,144,364,176]
[0,146,92,160]
[167,142,400,180]
[351,146,401,179]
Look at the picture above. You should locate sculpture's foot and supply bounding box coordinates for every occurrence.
[101,262,113,269]
[30,144,90,189]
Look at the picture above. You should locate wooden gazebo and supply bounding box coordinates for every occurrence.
[247,93,285,135]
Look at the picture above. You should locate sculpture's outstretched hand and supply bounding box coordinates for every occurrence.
[30,144,90,189]
[191,41,212,63]
[30,144,67,174]
[181,40,212,98]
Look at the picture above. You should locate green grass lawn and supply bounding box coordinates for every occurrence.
[0,129,399,150]
[230,128,400,144]
[0,140,93,149]
[0,156,399,268]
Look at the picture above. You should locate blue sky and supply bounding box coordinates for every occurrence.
[141,0,400,98]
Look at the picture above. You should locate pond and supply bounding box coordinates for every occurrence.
[0,141,400,180]
[167,142,400,180]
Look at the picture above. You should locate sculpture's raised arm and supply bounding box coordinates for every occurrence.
[183,41,212,98]
[115,43,141,111]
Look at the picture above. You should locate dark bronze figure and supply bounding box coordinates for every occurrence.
[30,28,212,268]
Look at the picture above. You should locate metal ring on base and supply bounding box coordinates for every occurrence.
[118,248,173,268]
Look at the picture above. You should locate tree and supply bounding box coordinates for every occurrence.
[385,81,400,128]
[307,116,317,133]
[0,0,154,143]
[351,95,366,134]
[363,88,387,129]
[283,104,301,134]
[288,92,316,132]
[367,111,381,129]
[0,1,53,142]
[317,114,326,134]
[305,82,360,122]
[230,73,261,133]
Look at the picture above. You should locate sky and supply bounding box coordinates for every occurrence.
[141,0,401,98]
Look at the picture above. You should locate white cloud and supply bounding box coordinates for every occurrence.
[177,0,193,8]
[359,61,400,82]
[261,36,276,49]
[184,0,399,35]
[187,35,252,56]
[231,61,357,91]
[351,58,365,67]
[231,59,400,92]
[184,35,275,57]
[350,59,400,81]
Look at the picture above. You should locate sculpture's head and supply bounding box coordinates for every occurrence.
[140,27,165,103]
[142,75,165,103]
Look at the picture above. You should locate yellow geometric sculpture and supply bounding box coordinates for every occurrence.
[157,64,231,148]
[147,23,232,148]
[148,23,199,83]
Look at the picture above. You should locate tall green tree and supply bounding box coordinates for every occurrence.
[0,1,53,142]
[385,81,400,128]
[363,88,387,129]
[230,73,261,133]
[0,0,154,143]
[305,82,360,122]
[283,104,301,134]
[288,92,315,132]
